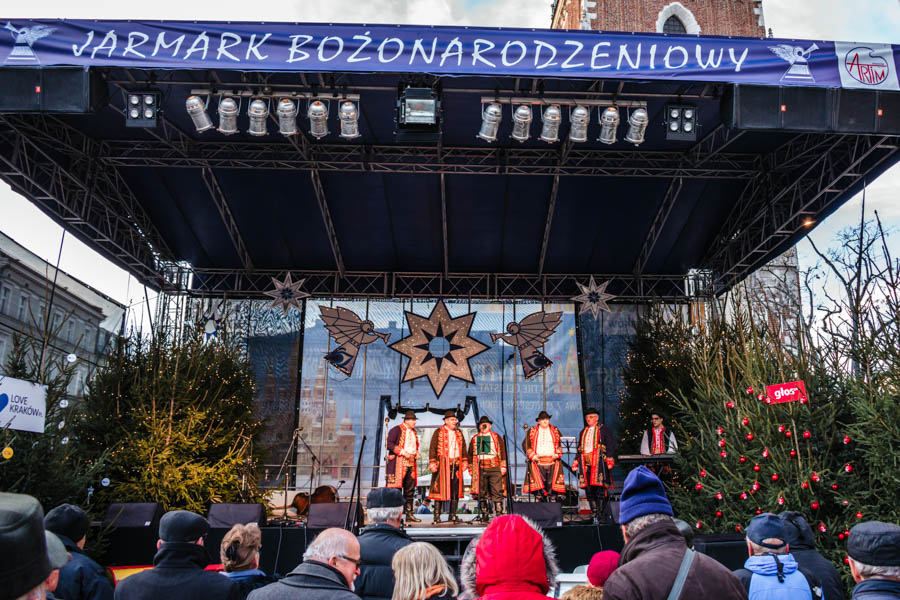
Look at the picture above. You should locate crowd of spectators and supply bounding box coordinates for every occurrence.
[2,467,897,600]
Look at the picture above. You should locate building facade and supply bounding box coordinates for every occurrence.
[0,232,125,397]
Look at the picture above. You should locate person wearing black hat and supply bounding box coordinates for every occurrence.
[523,410,565,502]
[113,510,239,600]
[733,513,823,600]
[847,521,900,600]
[428,410,467,524]
[467,415,507,523]
[43,503,113,600]
[386,410,422,523]
[355,488,413,600]
[571,408,616,523]
[0,492,53,600]
[779,511,845,600]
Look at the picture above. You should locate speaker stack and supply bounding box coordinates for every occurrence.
[0,66,107,113]
[101,502,163,566]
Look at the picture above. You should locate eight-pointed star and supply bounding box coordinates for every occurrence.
[571,275,616,319]
[389,300,490,397]
[263,272,310,316]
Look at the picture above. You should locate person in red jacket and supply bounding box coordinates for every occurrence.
[459,514,560,600]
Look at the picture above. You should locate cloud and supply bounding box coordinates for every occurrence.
[764,0,900,43]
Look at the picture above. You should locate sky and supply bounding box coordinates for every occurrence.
[0,0,898,330]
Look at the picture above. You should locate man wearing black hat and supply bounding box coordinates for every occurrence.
[113,510,239,600]
[733,513,823,600]
[572,408,616,523]
[523,410,565,502]
[43,503,113,600]
[779,511,845,600]
[428,410,467,524]
[355,488,413,600]
[1,492,53,600]
[385,410,421,523]
[847,521,900,600]
[468,415,507,523]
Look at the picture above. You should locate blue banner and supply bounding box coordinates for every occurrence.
[2,19,899,90]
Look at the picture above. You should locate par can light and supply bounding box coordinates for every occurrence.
[308,100,329,139]
[477,103,503,142]
[568,105,590,143]
[185,95,213,133]
[598,106,620,145]
[276,98,298,136]
[247,98,269,136]
[217,97,239,135]
[338,101,361,139]
[540,104,562,143]
[624,107,649,146]
[511,104,533,143]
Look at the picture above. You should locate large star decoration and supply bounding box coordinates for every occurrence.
[389,300,490,398]
[572,276,616,319]
[263,273,310,316]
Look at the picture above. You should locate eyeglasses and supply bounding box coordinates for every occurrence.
[338,555,362,567]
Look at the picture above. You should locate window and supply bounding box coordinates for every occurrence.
[663,15,687,33]
[0,285,11,315]
[67,319,77,343]
[0,335,7,370]
[53,310,63,333]
[17,295,30,322]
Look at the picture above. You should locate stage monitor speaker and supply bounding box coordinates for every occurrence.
[693,533,748,571]
[102,502,163,529]
[208,503,267,529]
[308,502,363,529]
[602,500,620,525]
[722,85,833,132]
[512,502,563,529]
[0,66,107,113]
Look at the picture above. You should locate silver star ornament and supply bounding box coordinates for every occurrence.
[571,276,615,319]
[264,273,310,316]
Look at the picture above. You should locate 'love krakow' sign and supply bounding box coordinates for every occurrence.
[2,19,898,90]
[0,375,47,433]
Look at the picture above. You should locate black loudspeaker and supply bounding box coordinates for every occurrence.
[602,500,620,524]
[308,502,363,529]
[876,91,900,134]
[102,502,163,529]
[722,84,833,132]
[512,502,563,529]
[208,503,267,529]
[0,66,107,113]
[101,503,163,566]
[693,533,748,571]
[835,89,878,133]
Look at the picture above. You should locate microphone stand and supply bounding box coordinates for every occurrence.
[345,435,367,532]
[274,428,301,520]
[296,429,320,496]
[501,434,515,516]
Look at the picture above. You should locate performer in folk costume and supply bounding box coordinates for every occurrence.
[571,408,616,523]
[523,411,566,501]
[640,411,678,481]
[468,415,507,523]
[385,410,421,523]
[428,410,468,524]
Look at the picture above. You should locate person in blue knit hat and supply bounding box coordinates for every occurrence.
[603,466,747,600]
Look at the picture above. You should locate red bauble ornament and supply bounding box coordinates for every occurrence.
[757,393,765,401]
[811,501,820,510]
[844,463,853,473]
[747,387,754,395]
[785,430,793,438]
[844,557,850,565]
[719,450,728,458]
[742,417,750,426]
[753,464,761,472]
[789,450,797,457]
[696,522,703,529]
[739,456,747,463]
[746,433,755,441]
[740,492,748,500]
[831,484,839,490]
[842,500,850,506]
[715,492,724,500]
[752,482,760,491]
[735,525,742,532]
[762,448,770,458]
[811,472,820,482]
[756,509,763,514]
[818,523,827,533]
[778,424,786,433]
[696,483,704,491]
[803,430,811,439]
[800,397,808,404]
[771,473,780,481]
[716,427,724,435]
[838,533,845,540]
[843,435,851,445]
[699,470,707,477]
[856,512,863,519]
[844,530,851,536]
[801,482,810,489]
[716,511,723,517]
[777,496,786,506]
[726,401,735,409]
[765,397,773,405]
[718,439,726,448]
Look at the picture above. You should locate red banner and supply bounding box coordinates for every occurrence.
[764,380,807,404]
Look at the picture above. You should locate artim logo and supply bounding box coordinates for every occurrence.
[844,46,889,85]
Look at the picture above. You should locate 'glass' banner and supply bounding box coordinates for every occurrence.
[1,19,899,90]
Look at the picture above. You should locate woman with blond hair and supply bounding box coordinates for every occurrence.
[392,542,458,600]
[219,523,278,599]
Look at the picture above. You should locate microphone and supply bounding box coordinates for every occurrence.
[295,426,304,433]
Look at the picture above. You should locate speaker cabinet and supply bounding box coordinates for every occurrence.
[0,66,107,113]
[876,91,900,134]
[693,533,749,571]
[101,503,163,566]
[722,84,833,132]
[208,503,267,529]
[102,502,163,529]
[511,502,564,529]
[308,502,363,529]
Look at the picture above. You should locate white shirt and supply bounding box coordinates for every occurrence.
[536,427,555,457]
[402,424,417,455]
[640,428,678,455]
[584,426,597,453]
[445,426,460,459]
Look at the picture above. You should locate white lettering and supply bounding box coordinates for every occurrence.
[153,32,185,57]
[183,32,210,61]
[591,41,611,70]
[729,47,749,72]
[440,37,463,67]
[501,40,527,66]
[664,45,688,69]
[410,37,437,64]
[91,30,118,59]
[123,31,150,58]
[246,33,270,60]
[561,40,584,69]
[288,34,313,63]
[695,45,723,69]
[378,37,404,63]
[649,44,657,69]
[217,32,242,62]
[534,40,558,69]
[617,43,641,69]
[318,36,344,62]
[349,32,373,63]
[472,38,496,67]
[72,31,94,57]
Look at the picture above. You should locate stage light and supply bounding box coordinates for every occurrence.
[276,99,298,136]
[569,105,590,143]
[125,91,159,128]
[338,101,361,139]
[665,103,698,141]
[396,87,441,142]
[803,217,815,227]
[598,106,620,145]
[185,95,213,133]
[511,104,532,142]
[477,103,503,142]
[624,108,649,145]
[307,100,329,139]
[540,104,562,143]
[247,98,269,136]
[217,97,239,135]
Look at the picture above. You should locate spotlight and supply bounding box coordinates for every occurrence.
[396,87,441,142]
[540,104,562,143]
[125,91,160,128]
[598,106,619,144]
[511,104,533,143]
[217,97,239,135]
[247,98,269,136]
[185,95,213,133]
[275,99,298,136]
[477,103,503,142]
[308,100,329,139]
[568,105,590,143]
[665,104,698,141]
[338,101,361,139]
[624,108,649,145]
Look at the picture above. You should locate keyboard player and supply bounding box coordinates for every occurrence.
[640,411,677,481]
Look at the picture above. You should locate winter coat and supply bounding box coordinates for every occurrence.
[113,542,239,600]
[470,514,557,600]
[355,523,413,600]
[222,569,279,600]
[782,513,845,600]
[734,554,813,600]
[246,560,359,600]
[603,520,747,600]
[54,534,114,600]
[852,579,900,600]
[561,585,605,600]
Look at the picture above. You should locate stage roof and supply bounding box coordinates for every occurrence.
[1,19,899,301]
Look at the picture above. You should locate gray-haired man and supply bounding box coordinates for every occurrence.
[355,488,413,600]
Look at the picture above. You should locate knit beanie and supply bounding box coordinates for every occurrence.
[220,523,262,572]
[617,466,673,524]
[44,503,90,544]
[586,550,620,587]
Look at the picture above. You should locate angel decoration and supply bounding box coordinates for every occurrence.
[5,22,56,63]
[320,306,390,376]
[490,311,562,379]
